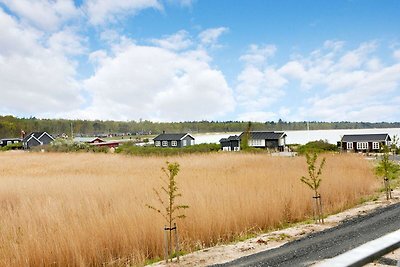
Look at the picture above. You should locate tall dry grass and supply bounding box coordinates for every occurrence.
[0,152,378,266]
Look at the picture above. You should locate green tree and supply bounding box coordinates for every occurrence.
[300,152,326,223]
[146,162,188,261]
[376,146,400,200]
[240,121,252,150]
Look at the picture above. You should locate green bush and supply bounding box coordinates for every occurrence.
[116,143,220,156]
[34,139,109,153]
[296,140,337,155]
[0,142,22,151]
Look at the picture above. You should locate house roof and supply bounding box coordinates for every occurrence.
[220,135,240,143]
[153,133,194,141]
[0,138,22,142]
[341,134,391,142]
[74,137,105,143]
[239,131,287,140]
[22,132,54,143]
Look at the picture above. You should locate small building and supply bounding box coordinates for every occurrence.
[153,133,195,148]
[0,138,22,147]
[339,134,391,153]
[22,132,55,149]
[240,131,287,151]
[220,135,241,151]
[73,137,105,144]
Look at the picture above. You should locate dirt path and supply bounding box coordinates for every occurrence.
[150,189,400,267]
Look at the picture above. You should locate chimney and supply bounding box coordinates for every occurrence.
[21,129,26,139]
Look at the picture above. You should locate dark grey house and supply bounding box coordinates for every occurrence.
[0,138,22,147]
[339,134,391,153]
[220,135,241,151]
[153,133,195,148]
[22,132,55,149]
[239,131,287,151]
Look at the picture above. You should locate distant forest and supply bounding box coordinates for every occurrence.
[1,115,400,139]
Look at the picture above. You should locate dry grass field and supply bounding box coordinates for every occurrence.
[0,152,379,266]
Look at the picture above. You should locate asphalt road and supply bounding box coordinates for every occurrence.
[212,202,400,267]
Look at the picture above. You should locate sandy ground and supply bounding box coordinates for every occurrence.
[150,188,400,267]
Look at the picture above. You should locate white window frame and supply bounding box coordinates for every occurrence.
[346,142,353,150]
[171,141,177,147]
[182,140,187,146]
[155,141,161,147]
[372,142,379,149]
[356,142,368,150]
[162,141,168,147]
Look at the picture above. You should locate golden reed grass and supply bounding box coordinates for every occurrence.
[0,152,378,266]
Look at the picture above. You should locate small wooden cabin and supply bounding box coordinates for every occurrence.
[339,134,391,153]
[153,133,195,148]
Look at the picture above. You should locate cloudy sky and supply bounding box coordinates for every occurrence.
[1,0,399,122]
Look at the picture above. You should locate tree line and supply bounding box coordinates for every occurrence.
[1,115,400,139]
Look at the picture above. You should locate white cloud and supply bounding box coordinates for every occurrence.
[235,44,286,118]
[198,27,228,47]
[166,0,194,7]
[151,30,192,51]
[394,49,400,61]
[47,28,87,55]
[237,111,277,122]
[80,43,235,121]
[235,40,400,122]
[84,0,162,25]
[279,41,400,121]
[0,0,80,31]
[0,9,84,116]
[239,44,277,66]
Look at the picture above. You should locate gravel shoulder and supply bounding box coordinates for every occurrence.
[150,188,400,267]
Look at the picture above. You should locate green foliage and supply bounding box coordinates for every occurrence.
[0,142,22,151]
[296,140,337,155]
[391,135,399,154]
[2,115,400,138]
[146,162,189,227]
[375,147,400,180]
[39,139,109,153]
[240,121,251,150]
[116,143,220,156]
[300,152,326,196]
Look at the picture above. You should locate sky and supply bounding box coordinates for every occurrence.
[0,0,400,122]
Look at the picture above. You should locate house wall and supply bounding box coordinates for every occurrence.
[343,141,385,152]
[248,139,265,147]
[26,138,41,149]
[39,134,53,145]
[181,136,195,147]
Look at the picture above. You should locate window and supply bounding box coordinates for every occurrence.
[7,141,11,145]
[182,140,187,146]
[155,141,161,147]
[356,142,368,150]
[162,141,168,147]
[346,142,353,150]
[250,139,262,146]
[372,142,379,149]
[171,141,177,147]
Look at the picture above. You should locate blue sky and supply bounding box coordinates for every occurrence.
[0,0,399,122]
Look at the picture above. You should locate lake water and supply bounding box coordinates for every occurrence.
[193,128,400,145]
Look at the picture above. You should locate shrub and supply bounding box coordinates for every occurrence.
[297,140,337,155]
[116,143,220,156]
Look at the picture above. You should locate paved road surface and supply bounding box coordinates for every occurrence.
[213,202,400,267]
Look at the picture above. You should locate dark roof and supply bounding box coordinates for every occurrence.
[0,138,22,142]
[342,134,391,142]
[22,132,54,142]
[239,131,286,140]
[220,135,240,143]
[153,133,194,141]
